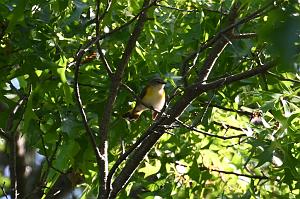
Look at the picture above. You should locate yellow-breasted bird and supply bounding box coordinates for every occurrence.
[123,78,166,120]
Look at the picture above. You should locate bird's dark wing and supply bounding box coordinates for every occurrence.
[139,86,148,103]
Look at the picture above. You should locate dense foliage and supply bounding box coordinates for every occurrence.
[0,0,300,198]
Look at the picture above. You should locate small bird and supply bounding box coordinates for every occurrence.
[250,111,263,125]
[123,78,166,120]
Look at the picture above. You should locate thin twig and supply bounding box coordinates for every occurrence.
[155,3,228,15]
[0,128,9,140]
[199,101,250,115]
[232,33,257,40]
[155,3,198,13]
[95,0,114,78]
[192,90,216,127]
[0,182,9,199]
[96,43,114,78]
[39,131,64,180]
[97,0,113,31]
[267,71,300,84]
[73,44,103,167]
[200,166,269,180]
[213,121,245,132]
[175,119,246,140]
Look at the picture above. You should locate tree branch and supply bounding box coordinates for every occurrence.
[199,101,250,115]
[191,62,275,94]
[96,0,113,32]
[0,128,9,140]
[95,0,114,79]
[109,127,163,198]
[232,33,257,40]
[200,166,269,180]
[155,3,228,15]
[155,3,198,13]
[73,44,103,168]
[0,182,9,199]
[197,2,240,82]
[39,131,64,181]
[6,97,27,199]
[99,0,155,198]
[267,71,300,84]
[106,127,154,195]
[213,121,245,132]
[175,119,246,139]
[96,43,114,78]
[69,1,157,69]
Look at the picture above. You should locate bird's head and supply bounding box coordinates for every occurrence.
[149,78,166,88]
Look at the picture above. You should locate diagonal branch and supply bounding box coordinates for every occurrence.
[106,127,153,194]
[197,2,240,82]
[155,3,198,13]
[213,121,245,132]
[96,42,114,78]
[109,126,163,198]
[70,0,157,70]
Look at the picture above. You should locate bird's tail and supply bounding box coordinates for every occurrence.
[122,108,143,121]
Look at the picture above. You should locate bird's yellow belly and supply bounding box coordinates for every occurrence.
[142,88,165,111]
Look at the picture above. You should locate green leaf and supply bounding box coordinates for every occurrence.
[53,139,80,170]
[188,158,200,182]
[139,159,161,178]
[255,147,273,168]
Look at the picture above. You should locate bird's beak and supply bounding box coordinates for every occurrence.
[160,80,167,84]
